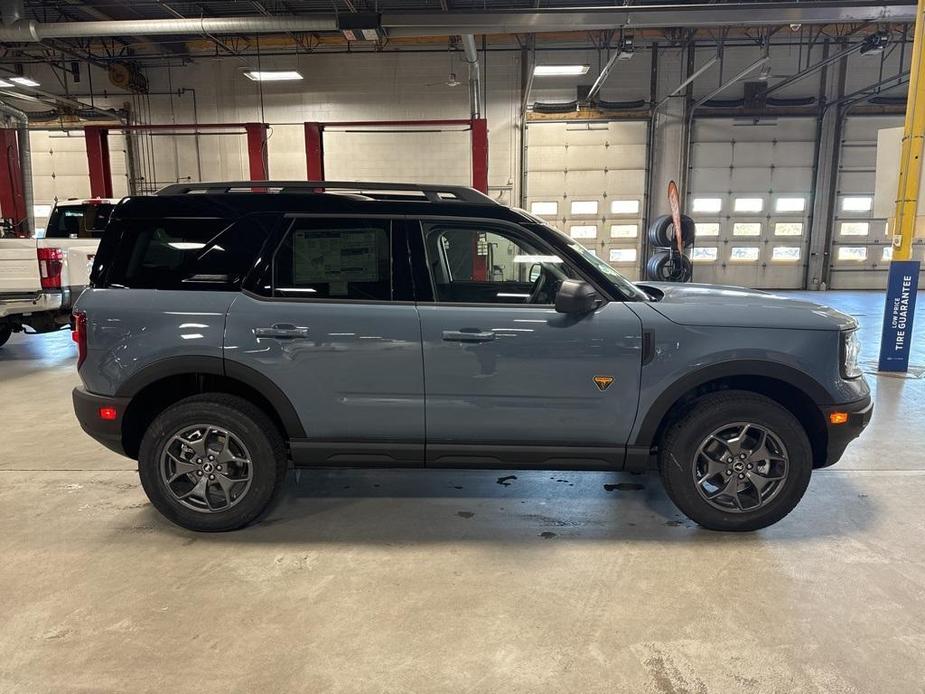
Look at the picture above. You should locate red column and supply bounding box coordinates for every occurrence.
[85,126,113,198]
[304,123,324,181]
[470,118,489,279]
[244,123,269,181]
[470,118,488,194]
[0,129,27,236]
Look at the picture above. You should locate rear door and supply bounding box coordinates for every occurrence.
[225,216,425,466]
[413,219,643,468]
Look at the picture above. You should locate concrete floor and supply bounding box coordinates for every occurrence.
[1,290,924,693]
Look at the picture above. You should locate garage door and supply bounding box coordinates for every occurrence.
[29,130,130,234]
[524,120,647,280]
[687,118,816,289]
[830,114,925,289]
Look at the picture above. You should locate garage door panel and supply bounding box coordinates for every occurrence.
[527,122,568,145]
[691,142,733,167]
[772,142,815,166]
[526,171,566,196]
[564,127,609,146]
[733,142,773,164]
[564,170,606,195]
[607,122,647,144]
[837,172,874,194]
[839,145,875,169]
[566,145,608,171]
[529,145,567,172]
[689,167,733,192]
[604,169,645,195]
[605,144,646,169]
[729,168,772,191]
[769,167,813,192]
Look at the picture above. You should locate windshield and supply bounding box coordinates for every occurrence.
[533,222,649,301]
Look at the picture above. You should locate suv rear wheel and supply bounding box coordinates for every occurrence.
[659,391,812,531]
[138,394,287,531]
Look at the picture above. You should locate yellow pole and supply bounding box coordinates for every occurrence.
[892,0,925,260]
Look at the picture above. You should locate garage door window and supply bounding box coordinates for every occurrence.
[610,224,638,238]
[530,201,558,217]
[609,248,637,263]
[692,197,723,213]
[882,246,894,261]
[570,225,597,239]
[733,223,762,236]
[610,199,640,215]
[692,247,718,262]
[570,200,598,215]
[734,198,764,213]
[774,222,804,236]
[840,222,869,236]
[730,247,760,262]
[837,246,868,261]
[841,196,872,213]
[695,222,720,237]
[772,246,801,262]
[775,197,806,213]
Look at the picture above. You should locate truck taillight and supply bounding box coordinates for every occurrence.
[72,311,87,368]
[37,247,64,289]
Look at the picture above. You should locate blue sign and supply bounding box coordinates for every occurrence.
[878,260,920,372]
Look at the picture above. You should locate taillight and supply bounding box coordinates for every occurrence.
[72,311,87,368]
[37,247,64,289]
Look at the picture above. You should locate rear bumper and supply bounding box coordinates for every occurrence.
[819,395,873,468]
[0,290,63,320]
[72,387,131,457]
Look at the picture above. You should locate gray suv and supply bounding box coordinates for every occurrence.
[72,181,872,532]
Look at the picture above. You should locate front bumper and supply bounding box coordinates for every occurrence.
[819,395,873,468]
[72,387,131,457]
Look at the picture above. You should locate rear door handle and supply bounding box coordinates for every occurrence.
[255,323,309,339]
[442,329,495,343]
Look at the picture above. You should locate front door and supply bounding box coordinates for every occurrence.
[225,217,425,465]
[414,220,643,468]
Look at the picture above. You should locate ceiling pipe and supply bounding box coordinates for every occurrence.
[0,97,33,236]
[461,34,482,119]
[0,3,915,43]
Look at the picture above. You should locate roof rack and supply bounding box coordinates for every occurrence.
[154,180,496,204]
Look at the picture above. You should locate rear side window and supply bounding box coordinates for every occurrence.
[103,215,274,291]
[43,203,115,239]
[272,220,392,300]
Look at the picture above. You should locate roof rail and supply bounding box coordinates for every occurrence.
[154,180,496,204]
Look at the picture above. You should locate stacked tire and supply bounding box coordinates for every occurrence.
[645,214,695,282]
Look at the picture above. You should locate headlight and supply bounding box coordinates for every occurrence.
[841,329,862,379]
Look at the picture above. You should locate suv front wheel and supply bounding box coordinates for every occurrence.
[659,391,813,531]
[138,394,287,531]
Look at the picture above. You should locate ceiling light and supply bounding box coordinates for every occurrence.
[9,76,39,87]
[0,79,12,88]
[243,70,303,82]
[533,65,590,77]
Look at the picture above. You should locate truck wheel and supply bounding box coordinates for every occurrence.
[658,391,812,531]
[0,324,10,347]
[138,393,287,532]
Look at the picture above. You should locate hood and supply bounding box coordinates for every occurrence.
[635,282,857,331]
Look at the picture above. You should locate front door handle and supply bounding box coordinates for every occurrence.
[442,329,495,343]
[255,323,309,339]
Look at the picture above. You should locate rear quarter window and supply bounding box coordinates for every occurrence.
[101,214,275,291]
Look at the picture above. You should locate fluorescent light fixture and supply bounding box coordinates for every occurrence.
[0,79,13,88]
[10,76,39,87]
[243,70,303,82]
[533,65,590,77]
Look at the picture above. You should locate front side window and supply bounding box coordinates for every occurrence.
[273,221,391,301]
[422,223,578,305]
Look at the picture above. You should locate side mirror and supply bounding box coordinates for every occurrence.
[555,279,601,314]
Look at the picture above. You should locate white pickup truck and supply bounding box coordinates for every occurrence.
[0,198,118,347]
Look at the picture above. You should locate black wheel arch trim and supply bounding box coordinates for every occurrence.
[633,359,832,449]
[115,355,306,439]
